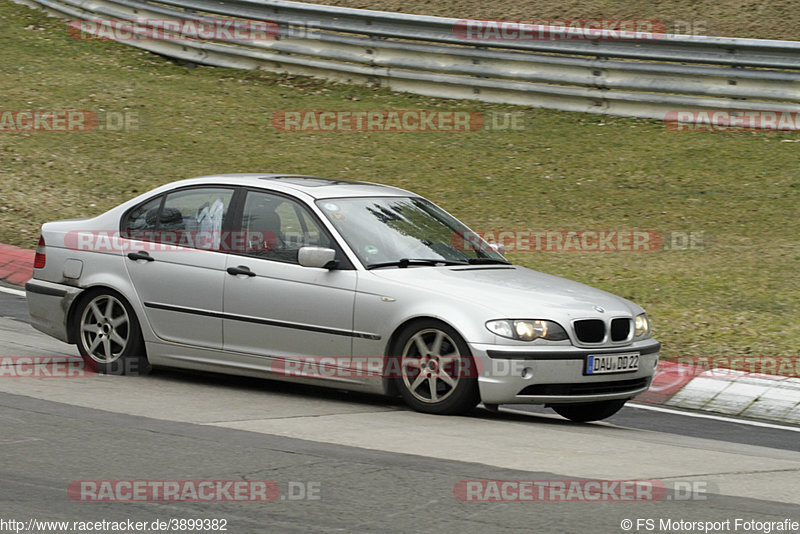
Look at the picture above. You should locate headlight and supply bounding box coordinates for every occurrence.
[486,319,568,342]
[634,313,650,338]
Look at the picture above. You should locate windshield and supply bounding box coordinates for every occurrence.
[315,196,508,268]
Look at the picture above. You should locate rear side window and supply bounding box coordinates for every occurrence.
[122,188,234,250]
[123,196,162,242]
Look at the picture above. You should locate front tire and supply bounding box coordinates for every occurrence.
[551,400,626,422]
[392,320,479,415]
[74,289,151,376]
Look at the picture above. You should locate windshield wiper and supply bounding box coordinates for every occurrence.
[366,258,468,270]
[466,258,512,265]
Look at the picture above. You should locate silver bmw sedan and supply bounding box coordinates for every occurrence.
[26,174,660,421]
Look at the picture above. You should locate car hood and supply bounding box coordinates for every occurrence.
[369,265,642,320]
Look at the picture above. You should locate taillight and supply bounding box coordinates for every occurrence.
[34,235,46,269]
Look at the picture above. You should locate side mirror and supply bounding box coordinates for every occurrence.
[488,242,506,255]
[298,246,338,269]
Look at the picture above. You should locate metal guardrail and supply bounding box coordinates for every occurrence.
[13,0,800,123]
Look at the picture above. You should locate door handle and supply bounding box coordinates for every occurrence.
[227,265,255,277]
[127,251,154,262]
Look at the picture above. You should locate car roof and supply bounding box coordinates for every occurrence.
[171,173,417,199]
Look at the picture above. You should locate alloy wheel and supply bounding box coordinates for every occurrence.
[400,328,464,404]
[79,294,130,363]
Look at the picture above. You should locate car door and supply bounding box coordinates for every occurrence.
[122,186,235,349]
[222,189,357,365]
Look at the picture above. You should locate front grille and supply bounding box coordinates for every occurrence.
[610,318,631,342]
[573,319,605,343]
[517,377,649,397]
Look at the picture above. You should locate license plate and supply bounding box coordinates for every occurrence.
[585,352,640,375]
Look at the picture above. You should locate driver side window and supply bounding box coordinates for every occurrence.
[240,191,332,264]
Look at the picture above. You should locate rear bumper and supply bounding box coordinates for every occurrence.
[25,280,82,343]
[471,340,660,405]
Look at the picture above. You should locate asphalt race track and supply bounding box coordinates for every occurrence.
[1,290,798,534]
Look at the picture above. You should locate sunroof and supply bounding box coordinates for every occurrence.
[261,176,365,187]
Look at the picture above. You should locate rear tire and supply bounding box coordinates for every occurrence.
[392,320,479,415]
[551,400,626,422]
[74,289,151,376]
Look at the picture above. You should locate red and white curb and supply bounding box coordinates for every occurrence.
[639,361,800,425]
[1,242,798,426]
[0,242,34,287]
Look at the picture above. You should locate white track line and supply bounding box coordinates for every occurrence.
[502,403,800,432]
[0,286,25,297]
[626,402,800,432]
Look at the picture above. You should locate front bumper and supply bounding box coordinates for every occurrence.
[470,340,660,405]
[25,280,83,343]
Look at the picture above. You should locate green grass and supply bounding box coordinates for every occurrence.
[298,0,800,40]
[1,1,799,360]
